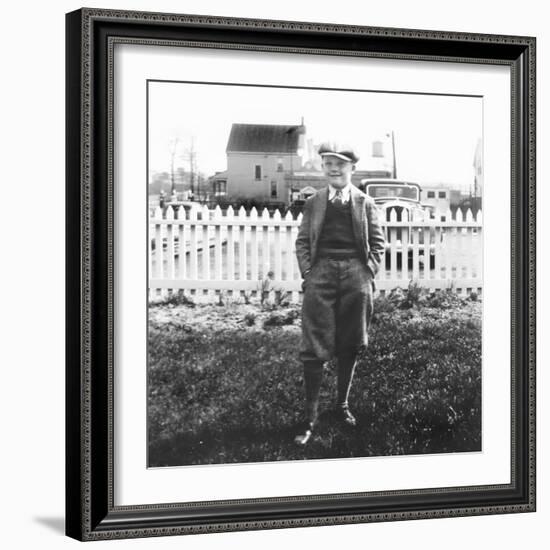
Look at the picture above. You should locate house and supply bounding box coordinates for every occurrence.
[419,185,452,213]
[216,126,399,206]
[220,122,306,204]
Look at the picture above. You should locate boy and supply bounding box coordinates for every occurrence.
[294,142,386,445]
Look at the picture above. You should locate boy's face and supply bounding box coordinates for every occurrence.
[321,155,355,189]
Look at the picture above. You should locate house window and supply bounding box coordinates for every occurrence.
[271,181,278,198]
[255,165,262,180]
[214,181,227,196]
[277,158,283,172]
[427,191,435,198]
[438,191,446,199]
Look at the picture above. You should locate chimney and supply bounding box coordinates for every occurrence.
[372,140,384,158]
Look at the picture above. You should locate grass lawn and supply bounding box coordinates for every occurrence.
[148,287,482,467]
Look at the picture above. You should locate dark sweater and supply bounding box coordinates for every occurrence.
[317,198,358,256]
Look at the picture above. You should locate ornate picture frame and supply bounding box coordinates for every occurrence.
[66,8,535,541]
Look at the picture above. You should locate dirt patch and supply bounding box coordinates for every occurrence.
[149,302,302,333]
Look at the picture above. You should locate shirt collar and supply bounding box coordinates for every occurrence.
[328,184,352,203]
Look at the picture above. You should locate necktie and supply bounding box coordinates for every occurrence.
[333,190,343,205]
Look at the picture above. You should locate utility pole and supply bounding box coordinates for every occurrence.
[182,138,197,199]
[196,173,202,202]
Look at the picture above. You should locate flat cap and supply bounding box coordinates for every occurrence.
[318,142,360,164]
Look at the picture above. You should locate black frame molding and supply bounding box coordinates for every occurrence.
[66,8,536,541]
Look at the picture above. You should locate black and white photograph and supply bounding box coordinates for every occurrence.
[59,3,536,544]
[147,81,483,467]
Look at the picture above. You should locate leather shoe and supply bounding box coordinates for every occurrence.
[335,405,356,427]
[294,421,314,446]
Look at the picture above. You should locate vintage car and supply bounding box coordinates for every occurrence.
[361,178,437,268]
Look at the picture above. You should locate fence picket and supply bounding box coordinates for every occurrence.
[250,208,259,282]
[401,225,409,284]
[466,227,474,280]
[175,206,185,279]
[423,227,431,281]
[443,226,451,281]
[261,208,270,279]
[273,210,282,282]
[452,226,460,279]
[165,207,175,287]
[238,207,247,281]
[189,207,198,284]
[148,226,154,300]
[390,227,398,281]
[434,219,442,280]
[213,206,223,282]
[412,227,420,280]
[178,220,186,280]
[226,206,235,281]
[401,211,410,284]
[227,225,235,281]
[476,227,483,279]
[285,211,294,284]
[154,217,163,282]
[201,216,210,285]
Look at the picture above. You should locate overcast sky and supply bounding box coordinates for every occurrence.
[148,81,482,191]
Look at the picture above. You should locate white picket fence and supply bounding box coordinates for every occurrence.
[149,205,482,301]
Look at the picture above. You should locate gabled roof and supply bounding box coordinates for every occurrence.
[209,170,228,180]
[226,123,305,154]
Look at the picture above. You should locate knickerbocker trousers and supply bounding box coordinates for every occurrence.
[300,256,374,362]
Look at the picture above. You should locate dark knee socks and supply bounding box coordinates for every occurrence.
[303,360,323,425]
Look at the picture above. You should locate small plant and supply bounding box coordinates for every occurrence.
[154,290,195,308]
[401,281,423,309]
[262,309,299,328]
[373,293,398,315]
[259,270,275,305]
[425,288,465,309]
[274,290,292,308]
[243,312,257,326]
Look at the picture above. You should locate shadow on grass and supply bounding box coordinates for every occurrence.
[149,406,480,467]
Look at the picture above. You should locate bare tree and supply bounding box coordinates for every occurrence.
[168,137,179,196]
[167,136,201,201]
[181,138,197,199]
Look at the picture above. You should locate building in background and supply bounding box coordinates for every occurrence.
[472,137,483,201]
[202,125,482,217]
[420,185,453,213]
[221,122,306,205]
[218,123,404,207]
[210,170,228,199]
